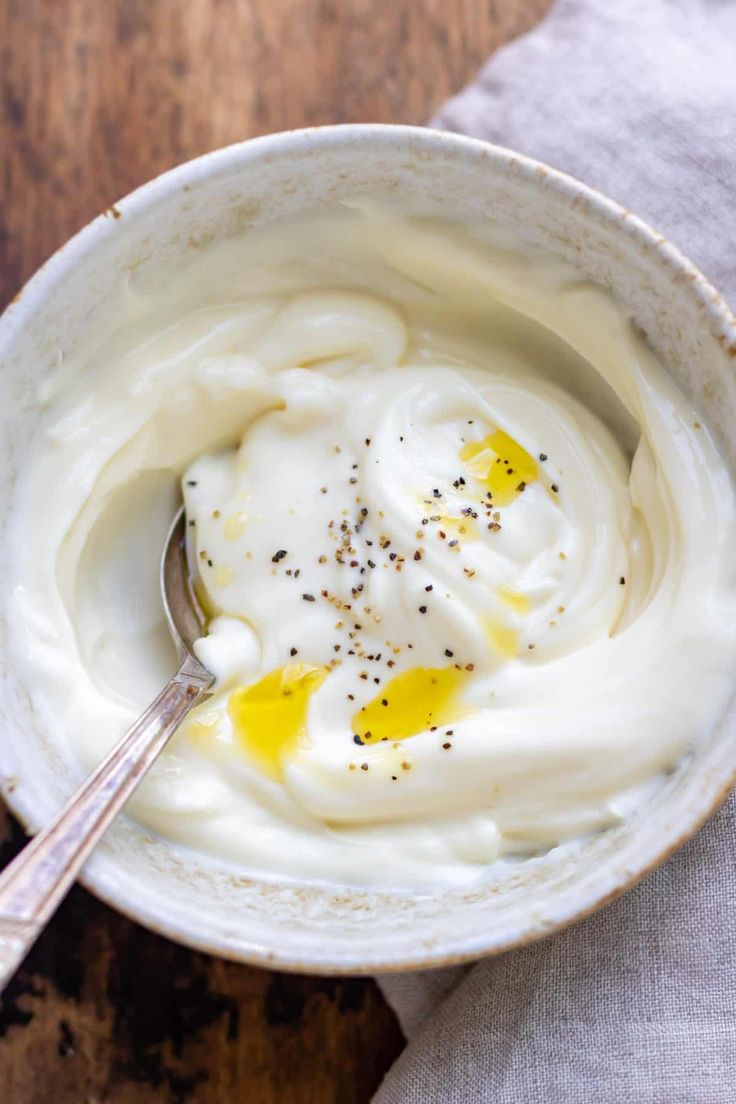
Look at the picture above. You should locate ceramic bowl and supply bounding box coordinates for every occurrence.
[1,125,735,973]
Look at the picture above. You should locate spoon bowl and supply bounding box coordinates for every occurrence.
[162,506,210,657]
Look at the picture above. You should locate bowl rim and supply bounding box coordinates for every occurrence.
[2,122,736,974]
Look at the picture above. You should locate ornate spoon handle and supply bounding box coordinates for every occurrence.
[0,655,211,992]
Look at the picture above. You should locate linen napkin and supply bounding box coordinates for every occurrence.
[374,1,736,1099]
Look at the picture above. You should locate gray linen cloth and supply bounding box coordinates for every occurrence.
[374,1,736,1099]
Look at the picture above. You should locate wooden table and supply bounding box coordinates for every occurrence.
[0,2,551,1100]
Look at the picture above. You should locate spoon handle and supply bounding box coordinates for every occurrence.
[0,655,212,993]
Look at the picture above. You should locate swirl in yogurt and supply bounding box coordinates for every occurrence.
[10,213,736,889]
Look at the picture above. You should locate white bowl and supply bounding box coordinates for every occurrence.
[1,125,736,974]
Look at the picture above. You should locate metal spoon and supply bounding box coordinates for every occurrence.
[0,506,213,992]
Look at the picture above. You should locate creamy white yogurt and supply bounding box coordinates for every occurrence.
[9,212,736,890]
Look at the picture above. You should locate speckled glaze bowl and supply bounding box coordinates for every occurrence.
[1,125,736,973]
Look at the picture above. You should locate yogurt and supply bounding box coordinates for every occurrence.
[9,212,736,889]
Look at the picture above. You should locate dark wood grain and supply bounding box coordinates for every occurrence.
[0,1,552,1100]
